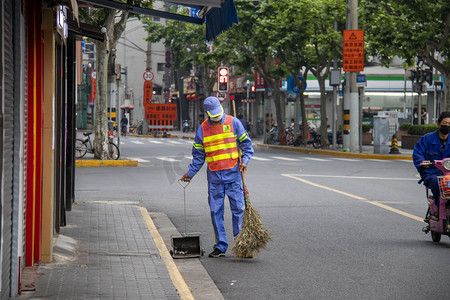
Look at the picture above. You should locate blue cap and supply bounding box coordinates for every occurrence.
[203,96,224,118]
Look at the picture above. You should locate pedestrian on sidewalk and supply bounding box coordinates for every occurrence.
[120,115,128,135]
[180,96,254,258]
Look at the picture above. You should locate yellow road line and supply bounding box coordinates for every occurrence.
[282,174,423,222]
[138,206,195,300]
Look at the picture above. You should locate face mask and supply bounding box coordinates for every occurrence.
[439,125,450,135]
[210,113,223,122]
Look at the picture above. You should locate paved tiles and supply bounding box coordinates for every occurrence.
[19,202,180,300]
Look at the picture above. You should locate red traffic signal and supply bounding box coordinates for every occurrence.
[218,67,229,92]
[251,85,255,92]
[165,50,171,68]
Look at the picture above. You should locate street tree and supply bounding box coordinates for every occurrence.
[215,0,288,138]
[144,8,223,100]
[264,0,345,146]
[360,0,450,108]
[79,1,153,159]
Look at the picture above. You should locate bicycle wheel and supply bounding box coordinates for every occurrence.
[108,142,120,160]
[75,139,88,158]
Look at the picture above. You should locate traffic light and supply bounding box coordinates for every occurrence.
[165,50,171,68]
[424,68,433,85]
[218,67,229,92]
[408,70,418,82]
[250,85,256,99]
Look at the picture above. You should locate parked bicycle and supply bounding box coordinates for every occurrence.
[75,132,120,160]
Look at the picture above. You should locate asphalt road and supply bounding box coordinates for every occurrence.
[76,136,450,299]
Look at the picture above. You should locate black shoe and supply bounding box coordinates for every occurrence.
[208,248,225,258]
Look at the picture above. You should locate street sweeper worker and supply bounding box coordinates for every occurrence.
[180,96,254,258]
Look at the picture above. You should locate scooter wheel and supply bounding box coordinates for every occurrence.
[431,231,441,243]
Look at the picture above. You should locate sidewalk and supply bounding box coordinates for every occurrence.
[18,201,222,300]
[18,203,183,299]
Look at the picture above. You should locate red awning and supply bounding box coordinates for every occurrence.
[120,105,134,110]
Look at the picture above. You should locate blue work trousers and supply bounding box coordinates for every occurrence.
[423,174,440,206]
[208,181,244,253]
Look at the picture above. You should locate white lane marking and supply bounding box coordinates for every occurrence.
[282,174,417,181]
[251,156,273,161]
[131,140,144,145]
[167,140,183,145]
[128,157,150,163]
[302,157,331,162]
[333,158,360,162]
[156,157,181,162]
[398,160,413,163]
[367,159,389,162]
[271,156,301,161]
[282,174,423,222]
[149,140,164,144]
[184,156,192,160]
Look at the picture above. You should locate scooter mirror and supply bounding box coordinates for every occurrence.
[444,159,450,170]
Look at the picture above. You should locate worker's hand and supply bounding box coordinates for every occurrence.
[239,163,247,175]
[180,174,191,182]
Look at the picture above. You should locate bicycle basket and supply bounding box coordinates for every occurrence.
[437,175,450,199]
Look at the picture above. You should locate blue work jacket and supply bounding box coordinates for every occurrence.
[186,114,254,184]
[413,130,450,178]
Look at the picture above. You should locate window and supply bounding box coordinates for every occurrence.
[157,63,165,72]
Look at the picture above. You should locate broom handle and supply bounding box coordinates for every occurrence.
[231,98,247,187]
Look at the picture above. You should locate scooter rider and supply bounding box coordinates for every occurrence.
[180,96,254,258]
[413,111,450,211]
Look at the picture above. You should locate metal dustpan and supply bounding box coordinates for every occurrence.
[170,181,204,259]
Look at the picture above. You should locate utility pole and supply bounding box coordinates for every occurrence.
[146,39,152,71]
[350,0,359,152]
[345,0,360,152]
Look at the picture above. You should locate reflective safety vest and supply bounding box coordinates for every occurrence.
[202,115,239,171]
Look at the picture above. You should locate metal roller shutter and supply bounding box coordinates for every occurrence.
[1,0,15,298]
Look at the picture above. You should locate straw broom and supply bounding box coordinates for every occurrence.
[231,99,271,259]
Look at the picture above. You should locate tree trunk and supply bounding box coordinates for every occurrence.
[299,92,308,145]
[93,42,110,159]
[293,69,309,146]
[318,76,329,148]
[444,72,450,112]
[272,80,285,140]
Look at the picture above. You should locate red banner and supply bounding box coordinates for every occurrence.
[254,70,266,89]
[144,81,153,106]
[91,78,96,100]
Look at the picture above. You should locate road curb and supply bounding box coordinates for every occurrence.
[257,143,412,160]
[75,159,138,167]
[137,207,195,300]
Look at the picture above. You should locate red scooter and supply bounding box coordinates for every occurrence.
[420,159,450,242]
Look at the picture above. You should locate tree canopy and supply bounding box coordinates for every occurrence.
[360,0,450,106]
